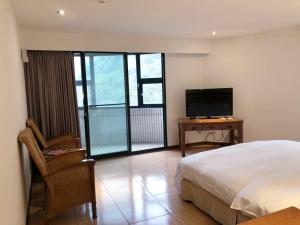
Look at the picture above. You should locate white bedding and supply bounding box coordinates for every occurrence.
[175,140,300,217]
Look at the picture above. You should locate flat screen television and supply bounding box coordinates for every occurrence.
[186,88,233,118]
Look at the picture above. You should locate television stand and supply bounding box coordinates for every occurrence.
[178,117,243,157]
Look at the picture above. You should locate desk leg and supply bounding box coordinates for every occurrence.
[180,129,186,157]
[178,123,181,149]
[237,124,243,143]
[230,129,234,145]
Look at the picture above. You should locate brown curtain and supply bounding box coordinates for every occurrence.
[24,50,80,139]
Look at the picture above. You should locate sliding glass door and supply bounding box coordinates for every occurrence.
[74,52,167,158]
[74,52,129,157]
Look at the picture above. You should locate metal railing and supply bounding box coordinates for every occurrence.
[78,107,164,146]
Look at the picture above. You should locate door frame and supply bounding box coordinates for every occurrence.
[74,51,168,159]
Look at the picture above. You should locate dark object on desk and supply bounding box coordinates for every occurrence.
[186,88,233,118]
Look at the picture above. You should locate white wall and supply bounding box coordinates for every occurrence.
[20,29,208,146]
[0,1,30,225]
[166,54,205,145]
[20,29,211,54]
[21,26,300,145]
[204,26,300,141]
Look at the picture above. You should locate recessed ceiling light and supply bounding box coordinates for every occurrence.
[212,31,217,36]
[97,0,106,3]
[57,9,65,16]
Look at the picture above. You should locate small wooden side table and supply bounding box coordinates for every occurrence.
[239,207,300,225]
[178,118,243,157]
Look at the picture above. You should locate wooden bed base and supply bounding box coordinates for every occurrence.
[180,179,252,225]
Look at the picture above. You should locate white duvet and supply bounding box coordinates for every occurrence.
[175,140,300,218]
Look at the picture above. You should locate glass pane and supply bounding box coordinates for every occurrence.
[143,83,163,104]
[140,54,162,78]
[128,55,138,106]
[76,85,84,107]
[74,56,82,81]
[86,53,128,156]
[84,57,91,80]
[74,56,91,81]
[92,55,125,105]
[76,85,94,107]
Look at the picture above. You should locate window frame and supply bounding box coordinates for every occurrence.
[128,53,164,108]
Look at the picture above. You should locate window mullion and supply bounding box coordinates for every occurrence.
[136,54,143,107]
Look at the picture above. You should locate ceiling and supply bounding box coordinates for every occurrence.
[12,0,300,39]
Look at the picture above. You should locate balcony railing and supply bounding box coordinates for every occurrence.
[78,107,164,148]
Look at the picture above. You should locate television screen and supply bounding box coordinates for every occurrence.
[186,88,233,118]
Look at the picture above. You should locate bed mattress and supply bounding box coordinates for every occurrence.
[175,140,300,218]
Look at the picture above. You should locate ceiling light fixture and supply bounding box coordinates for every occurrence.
[57,9,65,16]
[212,31,217,36]
[97,0,106,3]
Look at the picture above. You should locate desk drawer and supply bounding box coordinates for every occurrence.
[185,124,220,131]
[218,124,238,130]
[185,125,203,131]
[184,124,238,131]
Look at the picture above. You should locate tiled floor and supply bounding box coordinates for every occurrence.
[29,149,219,225]
[88,143,165,155]
[131,143,164,152]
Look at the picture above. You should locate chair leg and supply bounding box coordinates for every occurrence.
[92,201,97,219]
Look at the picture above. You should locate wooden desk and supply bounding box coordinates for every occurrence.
[239,207,300,225]
[178,118,243,157]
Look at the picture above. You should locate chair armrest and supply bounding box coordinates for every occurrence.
[47,149,87,172]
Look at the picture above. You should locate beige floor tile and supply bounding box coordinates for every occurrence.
[95,163,134,179]
[134,214,182,225]
[172,207,218,225]
[49,209,78,225]
[101,175,141,189]
[154,193,194,213]
[134,173,169,186]
[76,206,128,225]
[107,183,151,204]
[142,178,177,196]
[117,197,169,224]
[29,208,78,225]
[95,187,116,208]
[28,149,220,225]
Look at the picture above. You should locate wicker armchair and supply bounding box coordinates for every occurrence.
[18,128,97,222]
[26,118,81,150]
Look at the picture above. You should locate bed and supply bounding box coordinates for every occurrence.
[175,140,300,225]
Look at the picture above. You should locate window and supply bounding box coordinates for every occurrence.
[142,83,163,104]
[92,54,125,105]
[75,53,164,108]
[74,54,127,107]
[127,53,164,107]
[140,54,162,78]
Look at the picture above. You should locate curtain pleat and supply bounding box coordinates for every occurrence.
[24,50,80,139]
